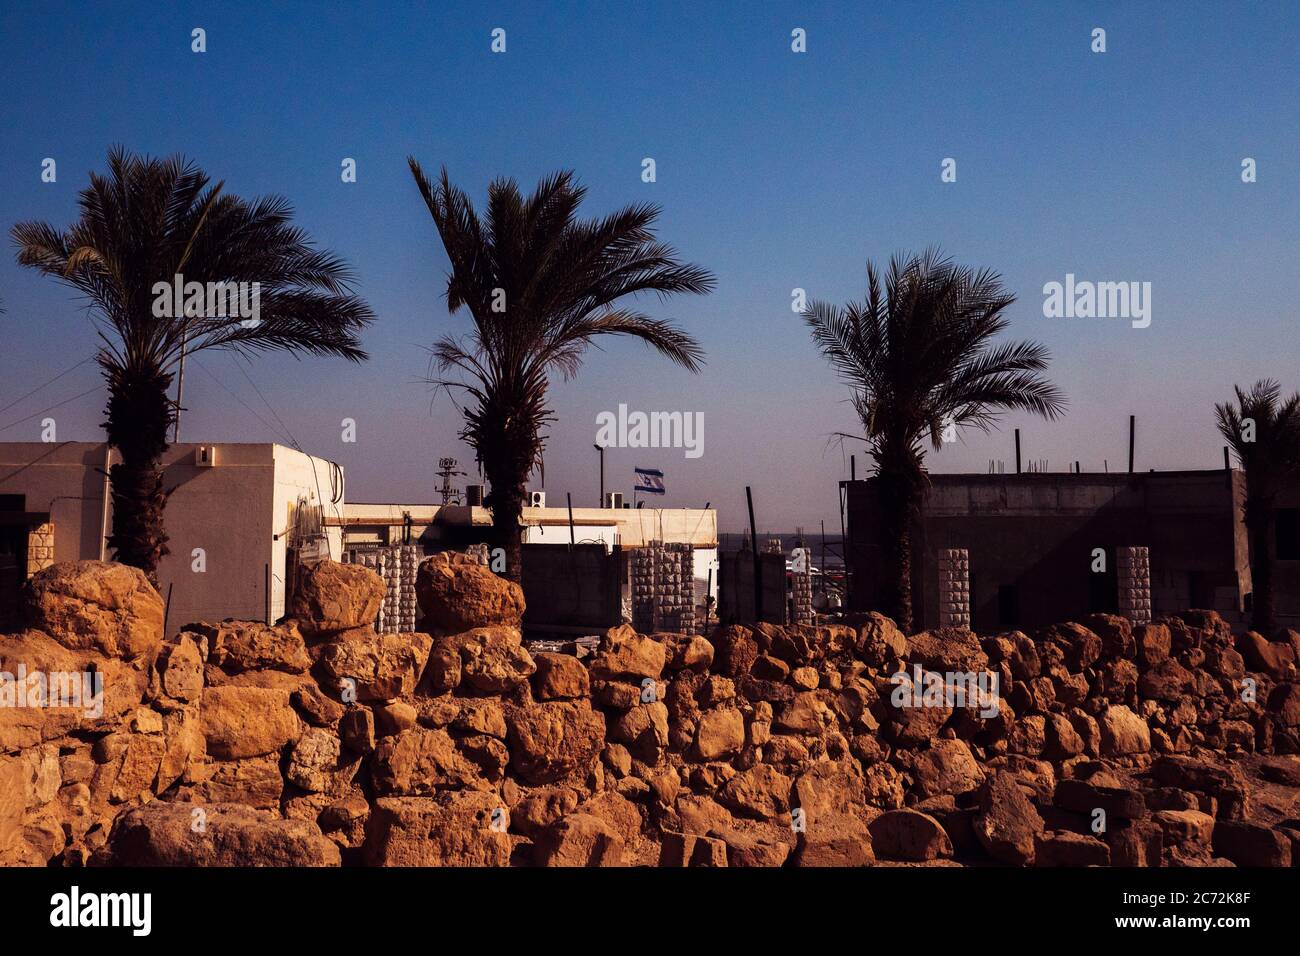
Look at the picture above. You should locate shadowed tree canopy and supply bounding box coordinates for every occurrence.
[12,147,374,582]
[804,248,1067,631]
[408,159,713,580]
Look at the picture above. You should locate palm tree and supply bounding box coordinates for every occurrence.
[408,160,713,582]
[804,249,1066,632]
[12,147,373,585]
[1215,380,1300,633]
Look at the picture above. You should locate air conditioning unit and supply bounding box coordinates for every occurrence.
[528,491,546,508]
[604,492,624,510]
[465,484,485,506]
[195,445,216,467]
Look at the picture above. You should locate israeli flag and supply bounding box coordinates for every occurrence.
[634,467,666,495]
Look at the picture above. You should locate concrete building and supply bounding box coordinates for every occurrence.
[0,442,343,630]
[336,500,719,636]
[844,469,1255,632]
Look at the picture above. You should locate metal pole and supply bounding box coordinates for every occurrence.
[566,492,575,550]
[172,335,186,443]
[594,444,604,506]
[1014,429,1022,474]
[746,486,761,623]
[1128,415,1136,473]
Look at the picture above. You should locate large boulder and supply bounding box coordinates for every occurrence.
[905,628,989,673]
[362,793,511,866]
[588,625,666,682]
[505,701,606,785]
[94,802,340,866]
[534,813,625,867]
[868,809,953,861]
[25,561,162,660]
[416,552,525,632]
[853,612,907,665]
[531,652,590,700]
[1237,631,1296,680]
[1098,705,1150,756]
[908,738,985,799]
[199,686,301,760]
[717,765,792,820]
[191,620,311,674]
[441,627,535,694]
[288,560,384,636]
[316,630,433,701]
[694,707,745,761]
[973,771,1043,865]
[371,728,484,794]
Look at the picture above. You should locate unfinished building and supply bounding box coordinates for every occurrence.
[844,469,1252,632]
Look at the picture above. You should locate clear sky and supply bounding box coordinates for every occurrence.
[1,1,1297,533]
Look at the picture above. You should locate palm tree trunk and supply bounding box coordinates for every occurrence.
[481,443,528,584]
[1245,498,1275,633]
[877,462,919,634]
[103,365,172,587]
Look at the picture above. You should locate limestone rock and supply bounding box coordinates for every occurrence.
[973,772,1043,865]
[96,802,340,866]
[25,561,162,661]
[868,809,953,861]
[200,686,301,760]
[289,560,384,635]
[316,630,433,702]
[362,793,510,866]
[416,552,525,632]
[531,651,590,700]
[505,701,605,785]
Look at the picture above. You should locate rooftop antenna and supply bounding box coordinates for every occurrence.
[436,457,466,506]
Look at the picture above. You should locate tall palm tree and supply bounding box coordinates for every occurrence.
[12,147,373,585]
[408,160,713,582]
[1215,380,1300,633]
[804,249,1066,632]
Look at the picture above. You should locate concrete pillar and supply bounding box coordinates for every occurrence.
[632,542,697,635]
[1117,546,1152,623]
[27,522,55,577]
[790,547,814,627]
[938,548,971,629]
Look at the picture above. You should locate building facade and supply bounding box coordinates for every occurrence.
[0,442,343,630]
[844,469,1252,632]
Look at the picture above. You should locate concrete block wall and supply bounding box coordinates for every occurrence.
[632,541,697,635]
[938,548,971,629]
[345,544,419,633]
[790,547,813,626]
[27,522,54,576]
[1118,546,1152,624]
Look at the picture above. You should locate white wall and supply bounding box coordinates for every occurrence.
[270,445,345,621]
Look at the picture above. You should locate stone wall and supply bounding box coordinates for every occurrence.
[3,556,1299,869]
[344,545,419,633]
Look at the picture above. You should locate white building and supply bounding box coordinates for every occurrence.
[0,442,343,630]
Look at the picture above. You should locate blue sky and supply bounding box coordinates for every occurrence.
[1,1,1297,532]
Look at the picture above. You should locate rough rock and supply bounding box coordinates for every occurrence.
[416,552,525,632]
[25,561,162,660]
[289,560,384,635]
[95,802,340,866]
[200,686,301,760]
[868,809,953,861]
